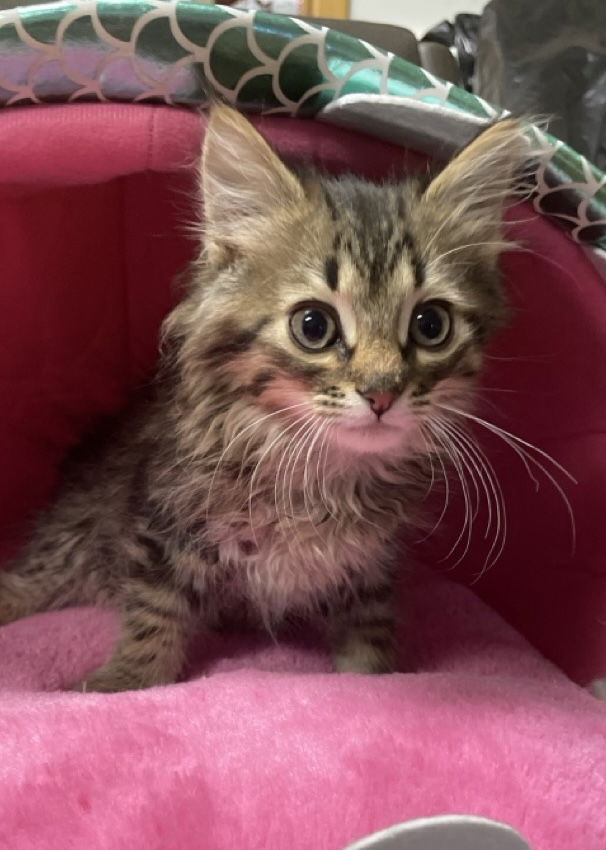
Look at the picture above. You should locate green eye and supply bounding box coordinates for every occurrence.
[290,305,339,351]
[410,302,452,348]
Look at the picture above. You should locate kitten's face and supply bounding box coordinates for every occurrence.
[178,109,528,461]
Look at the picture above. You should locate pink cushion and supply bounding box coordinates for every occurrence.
[0,103,605,849]
[0,571,604,850]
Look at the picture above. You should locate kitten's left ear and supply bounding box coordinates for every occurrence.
[201,106,304,263]
[422,118,532,241]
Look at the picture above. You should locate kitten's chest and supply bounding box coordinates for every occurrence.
[208,504,391,617]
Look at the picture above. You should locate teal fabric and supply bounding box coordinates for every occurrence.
[0,1,604,248]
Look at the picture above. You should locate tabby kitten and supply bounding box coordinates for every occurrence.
[0,107,529,692]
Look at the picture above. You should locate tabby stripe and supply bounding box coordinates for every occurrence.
[134,533,165,563]
[125,584,191,621]
[324,255,339,291]
[355,617,393,630]
[417,343,476,388]
[401,232,425,288]
[205,318,269,361]
[355,583,392,605]
[323,188,339,222]
[247,370,275,397]
[367,633,395,651]
[130,624,162,642]
[129,651,160,666]
[265,347,325,381]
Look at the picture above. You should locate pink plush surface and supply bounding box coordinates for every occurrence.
[0,571,605,850]
[1,103,606,848]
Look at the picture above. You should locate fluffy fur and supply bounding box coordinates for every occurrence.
[0,107,530,691]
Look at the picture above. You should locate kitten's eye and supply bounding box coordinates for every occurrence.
[410,302,452,348]
[289,305,338,351]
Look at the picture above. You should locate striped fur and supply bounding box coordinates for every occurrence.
[0,108,530,691]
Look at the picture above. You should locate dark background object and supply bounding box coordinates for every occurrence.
[475,0,606,170]
[299,16,463,85]
[423,13,481,91]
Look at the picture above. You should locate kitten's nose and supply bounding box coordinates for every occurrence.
[360,391,397,418]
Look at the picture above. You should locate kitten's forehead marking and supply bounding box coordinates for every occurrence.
[324,255,339,291]
[323,179,426,295]
[331,291,357,348]
[334,245,417,347]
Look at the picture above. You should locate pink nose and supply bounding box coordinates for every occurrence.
[361,391,397,417]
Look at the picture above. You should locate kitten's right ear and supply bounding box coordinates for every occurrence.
[422,118,532,245]
[201,106,304,264]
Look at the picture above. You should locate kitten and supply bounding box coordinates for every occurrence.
[0,107,529,692]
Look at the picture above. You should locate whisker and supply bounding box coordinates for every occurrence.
[437,403,576,554]
[418,425,436,499]
[273,418,309,524]
[427,240,511,269]
[248,413,310,546]
[517,244,582,288]
[478,386,520,395]
[437,404,576,482]
[441,419,495,539]
[302,419,329,531]
[437,417,508,578]
[288,419,318,521]
[314,421,332,519]
[277,416,314,522]
[285,418,320,551]
[435,418,481,522]
[320,421,338,520]
[429,421,474,566]
[205,401,309,521]
[417,422,451,543]
[484,353,551,364]
[281,421,311,527]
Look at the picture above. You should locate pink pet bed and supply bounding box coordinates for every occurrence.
[0,101,605,850]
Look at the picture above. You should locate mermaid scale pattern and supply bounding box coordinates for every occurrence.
[0,0,604,249]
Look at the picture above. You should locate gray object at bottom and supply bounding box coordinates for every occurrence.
[344,814,532,850]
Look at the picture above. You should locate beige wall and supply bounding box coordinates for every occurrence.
[350,0,487,37]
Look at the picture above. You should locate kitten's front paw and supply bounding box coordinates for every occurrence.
[588,677,606,700]
[333,639,397,675]
[70,665,177,693]
[70,673,131,694]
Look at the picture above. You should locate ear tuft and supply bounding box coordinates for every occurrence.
[201,106,304,262]
[423,118,533,242]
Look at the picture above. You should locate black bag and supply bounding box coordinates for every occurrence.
[475,0,606,170]
[423,13,481,91]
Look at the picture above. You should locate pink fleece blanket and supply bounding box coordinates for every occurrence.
[1,104,605,849]
[1,571,604,850]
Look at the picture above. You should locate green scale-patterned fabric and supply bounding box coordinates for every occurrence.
[0,1,604,249]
